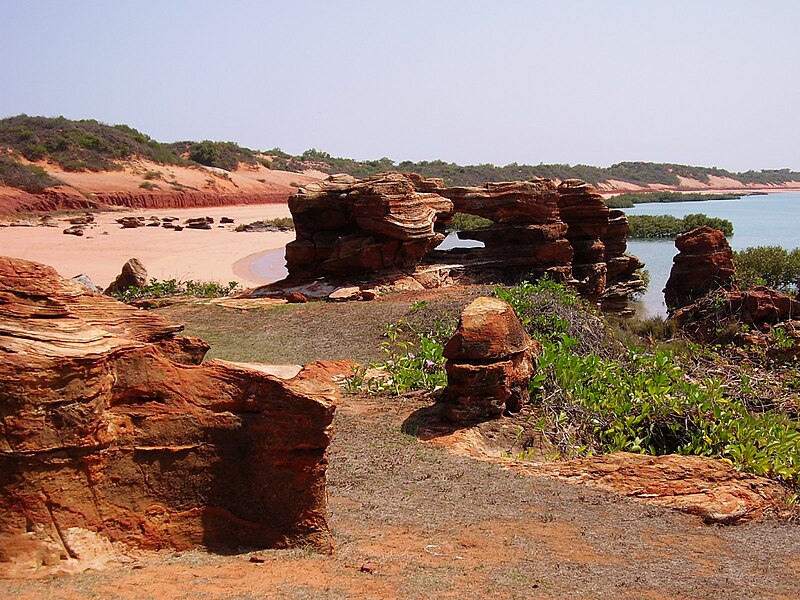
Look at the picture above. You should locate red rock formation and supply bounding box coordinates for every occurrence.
[0,188,290,215]
[670,286,800,341]
[442,297,538,422]
[664,226,735,311]
[0,257,337,577]
[286,173,453,278]
[277,172,644,310]
[532,452,788,524]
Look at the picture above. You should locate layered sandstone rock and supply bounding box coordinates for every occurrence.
[533,452,788,524]
[442,297,538,422]
[279,172,644,310]
[286,173,453,278]
[664,226,735,311]
[670,286,800,341]
[0,257,337,577]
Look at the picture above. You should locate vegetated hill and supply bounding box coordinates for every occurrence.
[2,115,800,193]
[0,115,268,175]
[272,149,800,188]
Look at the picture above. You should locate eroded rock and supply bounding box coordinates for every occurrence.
[442,297,538,422]
[104,257,148,296]
[664,226,735,311]
[0,256,337,577]
[276,172,644,310]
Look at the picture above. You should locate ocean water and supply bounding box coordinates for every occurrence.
[626,192,800,316]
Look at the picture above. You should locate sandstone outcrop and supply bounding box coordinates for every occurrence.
[286,173,453,278]
[670,286,800,341]
[104,257,148,296]
[442,297,538,422]
[664,226,735,311]
[0,256,337,576]
[532,452,788,524]
[277,172,644,310]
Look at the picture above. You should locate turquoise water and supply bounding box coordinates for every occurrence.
[626,192,800,316]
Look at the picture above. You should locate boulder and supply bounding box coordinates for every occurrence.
[286,172,452,278]
[185,217,214,230]
[328,286,362,302]
[0,256,337,577]
[116,216,145,228]
[104,257,148,296]
[63,225,85,236]
[71,273,101,293]
[664,226,735,311]
[442,297,538,422]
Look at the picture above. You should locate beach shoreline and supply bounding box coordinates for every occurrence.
[0,204,295,289]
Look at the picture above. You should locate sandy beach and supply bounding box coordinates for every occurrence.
[0,204,295,289]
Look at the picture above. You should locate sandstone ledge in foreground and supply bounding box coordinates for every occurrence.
[0,256,338,578]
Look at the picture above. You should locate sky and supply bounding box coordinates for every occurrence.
[2,0,799,172]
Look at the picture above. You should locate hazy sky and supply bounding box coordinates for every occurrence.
[2,1,799,171]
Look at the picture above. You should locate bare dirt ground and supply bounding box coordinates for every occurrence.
[3,289,798,599]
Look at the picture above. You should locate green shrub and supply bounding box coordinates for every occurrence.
[0,155,63,192]
[499,278,800,486]
[0,115,189,173]
[110,278,240,303]
[448,213,493,231]
[734,246,800,292]
[627,213,733,238]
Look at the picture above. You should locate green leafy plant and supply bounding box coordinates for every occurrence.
[497,278,800,486]
[111,278,240,303]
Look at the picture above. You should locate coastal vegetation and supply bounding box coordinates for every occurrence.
[2,116,799,192]
[325,278,800,486]
[0,115,187,172]
[448,212,493,231]
[0,154,63,192]
[734,246,800,293]
[627,213,734,238]
[109,277,240,303]
[605,191,755,209]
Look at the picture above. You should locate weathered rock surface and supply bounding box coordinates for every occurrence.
[442,297,538,422]
[71,273,102,293]
[277,172,644,309]
[286,173,453,278]
[670,286,800,341]
[664,226,735,311]
[0,188,291,216]
[104,257,148,296]
[532,452,788,524]
[0,256,337,577]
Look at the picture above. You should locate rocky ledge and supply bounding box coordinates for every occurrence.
[0,256,338,577]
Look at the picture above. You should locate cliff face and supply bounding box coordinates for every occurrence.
[284,172,645,310]
[0,186,292,215]
[0,256,338,576]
